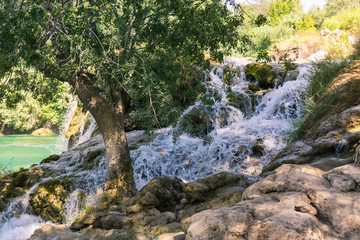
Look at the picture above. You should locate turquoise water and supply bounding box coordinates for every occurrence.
[0,135,66,171]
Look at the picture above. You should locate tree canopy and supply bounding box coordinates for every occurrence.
[0,0,243,196]
[0,0,242,129]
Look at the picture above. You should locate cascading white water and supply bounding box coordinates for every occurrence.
[0,59,313,240]
[131,61,312,189]
[75,113,97,147]
[57,97,79,151]
[0,136,107,240]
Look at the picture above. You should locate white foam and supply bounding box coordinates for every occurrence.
[0,215,49,240]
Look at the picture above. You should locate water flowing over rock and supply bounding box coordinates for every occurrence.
[0,59,313,239]
[265,60,360,173]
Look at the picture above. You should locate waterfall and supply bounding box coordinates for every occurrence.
[75,113,97,147]
[57,97,78,151]
[131,61,312,189]
[0,59,313,240]
[0,136,107,240]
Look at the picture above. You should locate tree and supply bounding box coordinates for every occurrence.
[269,0,301,25]
[0,0,242,198]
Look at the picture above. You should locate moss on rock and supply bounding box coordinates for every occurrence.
[39,155,61,164]
[0,168,43,212]
[245,63,277,89]
[29,178,74,223]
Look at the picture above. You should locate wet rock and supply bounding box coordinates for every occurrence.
[29,178,74,223]
[222,65,241,85]
[245,63,277,89]
[177,106,214,137]
[266,62,360,173]
[288,70,300,81]
[227,92,260,117]
[39,154,61,164]
[0,168,43,212]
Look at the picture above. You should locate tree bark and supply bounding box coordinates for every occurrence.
[354,145,360,167]
[68,73,137,199]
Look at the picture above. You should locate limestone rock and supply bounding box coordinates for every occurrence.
[0,168,43,212]
[29,178,74,223]
[157,232,185,240]
[31,128,54,136]
[183,165,360,239]
[29,224,137,240]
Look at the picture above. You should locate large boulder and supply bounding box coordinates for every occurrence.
[182,164,360,239]
[29,224,138,240]
[29,178,75,223]
[245,63,277,89]
[70,173,253,237]
[0,168,43,212]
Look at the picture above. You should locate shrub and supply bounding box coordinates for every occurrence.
[323,8,360,33]
[287,60,349,140]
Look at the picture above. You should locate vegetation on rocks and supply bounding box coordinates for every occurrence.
[2,1,360,240]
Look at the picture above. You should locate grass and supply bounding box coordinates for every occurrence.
[287,60,349,141]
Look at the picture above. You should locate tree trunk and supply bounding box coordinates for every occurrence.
[68,73,137,199]
[354,145,360,167]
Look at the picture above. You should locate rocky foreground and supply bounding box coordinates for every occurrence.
[26,163,360,240]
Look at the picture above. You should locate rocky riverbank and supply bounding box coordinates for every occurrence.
[1,59,360,240]
[26,163,360,240]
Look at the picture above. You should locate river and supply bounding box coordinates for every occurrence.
[0,135,66,172]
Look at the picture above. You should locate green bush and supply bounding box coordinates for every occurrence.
[287,60,348,140]
[323,8,360,32]
[234,24,295,57]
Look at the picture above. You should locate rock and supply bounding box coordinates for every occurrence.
[31,128,54,136]
[39,154,61,164]
[29,224,137,240]
[178,172,252,220]
[65,107,85,139]
[29,224,79,240]
[71,173,252,236]
[183,172,249,203]
[183,164,360,239]
[245,63,277,89]
[288,70,299,81]
[157,232,185,240]
[177,106,214,137]
[227,91,260,117]
[274,164,324,177]
[248,84,260,93]
[266,62,360,173]
[136,176,185,212]
[222,65,241,85]
[29,178,74,223]
[0,168,43,212]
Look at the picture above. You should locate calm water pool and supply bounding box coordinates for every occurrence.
[0,135,66,171]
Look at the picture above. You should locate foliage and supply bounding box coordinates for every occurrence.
[0,0,243,132]
[309,0,360,29]
[268,0,301,25]
[0,70,71,132]
[287,60,348,140]
[323,8,360,33]
[233,0,314,58]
